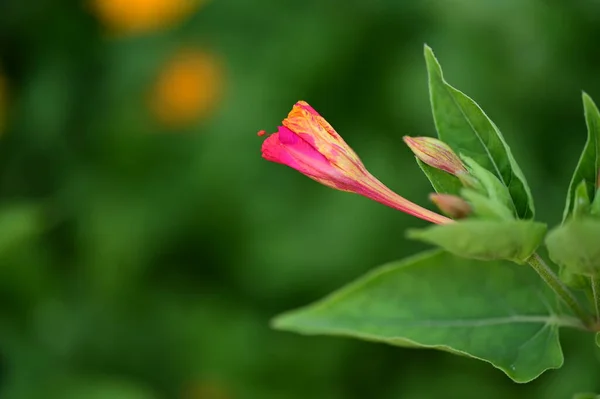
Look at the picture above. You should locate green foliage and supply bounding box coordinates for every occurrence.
[573,394,600,399]
[573,180,592,218]
[592,188,600,216]
[424,45,535,219]
[563,93,600,221]
[546,218,600,276]
[273,250,572,383]
[0,202,45,255]
[58,379,156,399]
[416,158,463,196]
[407,220,547,264]
[461,156,514,215]
[460,188,514,220]
[273,43,600,391]
[559,267,589,290]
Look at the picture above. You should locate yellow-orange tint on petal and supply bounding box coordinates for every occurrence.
[149,49,224,129]
[90,0,205,36]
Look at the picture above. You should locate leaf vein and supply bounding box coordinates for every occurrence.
[444,85,505,184]
[335,314,579,328]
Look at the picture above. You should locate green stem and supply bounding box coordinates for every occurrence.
[527,253,592,327]
[591,277,600,323]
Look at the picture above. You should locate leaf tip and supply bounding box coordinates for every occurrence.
[582,91,599,112]
[270,313,291,330]
[270,309,310,333]
[423,44,440,69]
[405,227,426,241]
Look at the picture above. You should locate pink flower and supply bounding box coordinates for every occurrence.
[260,101,452,225]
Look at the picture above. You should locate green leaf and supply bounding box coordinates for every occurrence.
[595,332,600,348]
[273,250,573,383]
[415,158,463,196]
[424,45,534,219]
[573,180,592,218]
[563,93,600,221]
[461,189,514,221]
[407,220,547,264]
[546,218,600,276]
[573,393,600,399]
[559,267,589,290]
[591,187,600,216]
[461,156,514,215]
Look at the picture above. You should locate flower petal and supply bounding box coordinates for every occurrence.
[261,127,342,186]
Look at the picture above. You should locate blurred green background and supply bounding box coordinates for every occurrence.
[0,0,600,398]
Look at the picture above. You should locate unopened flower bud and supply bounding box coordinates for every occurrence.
[260,102,452,224]
[429,193,471,219]
[403,136,468,176]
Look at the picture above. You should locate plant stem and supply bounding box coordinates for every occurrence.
[527,253,592,326]
[591,277,600,323]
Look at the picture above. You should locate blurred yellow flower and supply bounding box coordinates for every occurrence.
[182,379,231,399]
[149,49,224,128]
[90,0,205,35]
